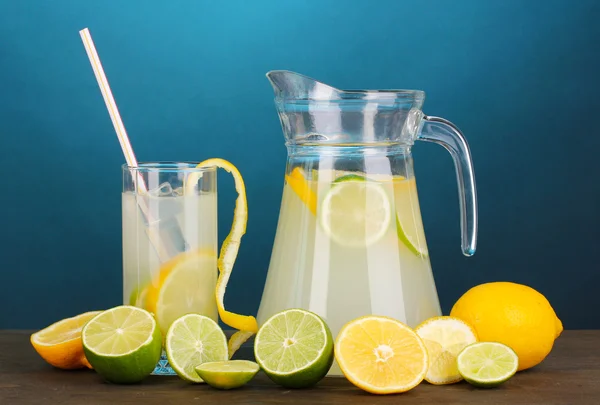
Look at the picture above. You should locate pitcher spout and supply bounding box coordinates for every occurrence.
[266,70,342,101]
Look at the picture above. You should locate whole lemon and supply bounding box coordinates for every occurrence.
[450,282,563,371]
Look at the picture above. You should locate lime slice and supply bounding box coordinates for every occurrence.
[254,309,334,388]
[320,179,391,247]
[334,173,372,182]
[165,313,228,383]
[195,360,259,389]
[145,250,218,337]
[82,306,162,384]
[415,316,478,385]
[394,178,428,257]
[457,342,518,388]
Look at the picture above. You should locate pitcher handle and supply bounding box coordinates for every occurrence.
[418,116,478,256]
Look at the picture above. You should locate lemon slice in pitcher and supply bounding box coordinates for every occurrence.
[286,167,317,215]
[186,159,259,355]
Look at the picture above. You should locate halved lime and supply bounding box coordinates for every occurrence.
[320,178,391,247]
[165,313,228,383]
[254,309,334,388]
[457,342,518,388]
[195,360,259,389]
[82,305,162,384]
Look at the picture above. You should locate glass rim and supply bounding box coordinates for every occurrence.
[122,161,217,173]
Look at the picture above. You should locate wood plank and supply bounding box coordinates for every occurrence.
[1,330,598,404]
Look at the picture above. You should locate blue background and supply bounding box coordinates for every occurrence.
[1,0,598,329]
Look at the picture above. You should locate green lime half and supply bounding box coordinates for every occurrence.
[165,314,228,383]
[254,308,334,388]
[82,305,162,384]
[457,342,519,388]
[320,178,392,247]
[195,360,259,389]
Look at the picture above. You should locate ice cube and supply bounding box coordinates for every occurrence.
[148,182,173,197]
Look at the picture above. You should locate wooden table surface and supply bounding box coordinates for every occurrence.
[1,330,598,404]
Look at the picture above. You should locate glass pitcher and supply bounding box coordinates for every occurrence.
[257,71,477,374]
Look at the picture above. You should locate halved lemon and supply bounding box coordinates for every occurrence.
[31,311,102,369]
[335,315,428,394]
[415,316,478,384]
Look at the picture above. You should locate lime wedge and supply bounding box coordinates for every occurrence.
[195,360,259,389]
[320,179,391,247]
[254,309,334,388]
[457,342,518,388]
[82,306,162,384]
[165,314,228,383]
[394,178,428,257]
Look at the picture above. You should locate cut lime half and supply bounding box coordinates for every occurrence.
[254,309,334,388]
[457,342,518,388]
[195,360,259,389]
[82,305,162,384]
[165,314,228,383]
[320,179,392,247]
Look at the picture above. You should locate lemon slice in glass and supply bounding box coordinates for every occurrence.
[145,250,218,337]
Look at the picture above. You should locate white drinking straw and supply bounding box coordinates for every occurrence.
[79,27,171,262]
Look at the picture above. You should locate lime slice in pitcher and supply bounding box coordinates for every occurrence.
[321,177,392,247]
[394,178,428,257]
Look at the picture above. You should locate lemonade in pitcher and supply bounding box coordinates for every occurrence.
[258,155,442,349]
